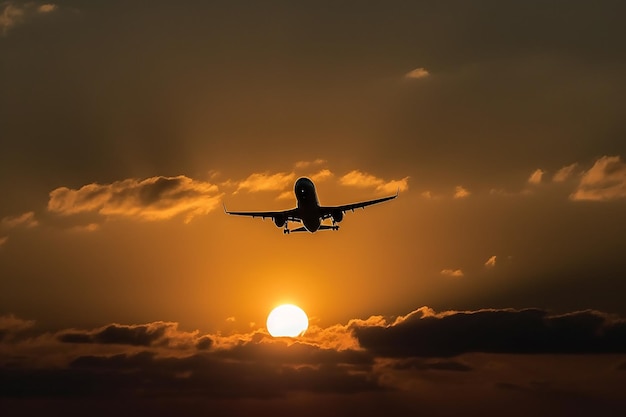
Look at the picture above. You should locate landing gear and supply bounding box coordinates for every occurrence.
[283,222,290,234]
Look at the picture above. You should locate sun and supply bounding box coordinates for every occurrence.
[266,304,309,337]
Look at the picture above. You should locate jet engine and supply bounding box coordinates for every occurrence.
[274,215,286,228]
[331,210,344,223]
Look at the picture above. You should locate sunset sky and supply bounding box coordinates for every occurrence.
[1,1,626,415]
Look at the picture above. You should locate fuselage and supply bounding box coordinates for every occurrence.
[294,177,321,232]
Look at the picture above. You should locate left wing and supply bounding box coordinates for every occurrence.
[320,191,398,220]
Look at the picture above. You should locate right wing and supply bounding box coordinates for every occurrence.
[223,205,301,222]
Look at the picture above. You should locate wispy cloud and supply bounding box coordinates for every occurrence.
[68,223,100,233]
[276,190,294,200]
[1,211,38,229]
[0,313,35,331]
[485,255,497,268]
[48,176,222,223]
[553,163,578,182]
[294,159,327,169]
[528,169,545,185]
[405,67,430,79]
[0,313,35,341]
[37,4,57,13]
[0,1,58,35]
[234,172,296,193]
[0,2,24,34]
[0,236,7,247]
[230,167,332,199]
[441,269,464,277]
[570,155,626,201]
[310,169,333,182]
[453,186,470,199]
[340,170,409,194]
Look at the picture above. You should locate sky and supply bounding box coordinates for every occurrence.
[1,1,626,415]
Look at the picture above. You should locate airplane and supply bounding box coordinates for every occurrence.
[224,177,398,234]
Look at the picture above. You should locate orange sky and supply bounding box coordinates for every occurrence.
[1,1,626,415]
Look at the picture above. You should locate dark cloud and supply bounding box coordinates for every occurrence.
[57,332,93,344]
[93,323,168,346]
[2,348,382,400]
[354,308,626,357]
[195,336,213,351]
[58,323,170,346]
[70,351,156,371]
[1,309,626,416]
[214,340,373,366]
[0,314,35,342]
[390,358,472,372]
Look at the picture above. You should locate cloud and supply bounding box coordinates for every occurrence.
[48,176,222,223]
[353,308,626,357]
[0,1,58,35]
[2,307,626,404]
[196,336,213,351]
[58,321,203,349]
[453,186,470,199]
[389,358,473,372]
[68,223,100,232]
[0,236,7,247]
[2,318,382,400]
[276,190,293,200]
[528,169,545,185]
[340,170,409,194]
[0,2,24,34]
[310,169,333,182]
[553,163,579,182]
[0,314,35,341]
[232,168,333,200]
[405,67,430,79]
[441,269,464,277]
[1,211,38,229]
[484,255,497,268]
[1,348,382,399]
[294,159,327,169]
[214,340,373,367]
[234,172,296,193]
[570,155,626,201]
[37,4,57,13]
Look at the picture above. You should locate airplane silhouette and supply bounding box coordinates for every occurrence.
[224,177,398,234]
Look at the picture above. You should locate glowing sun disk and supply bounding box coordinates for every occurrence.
[266,304,309,337]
